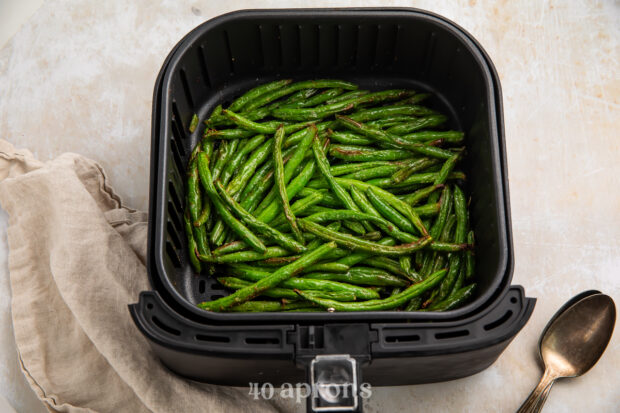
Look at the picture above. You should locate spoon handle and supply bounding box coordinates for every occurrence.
[517,370,556,413]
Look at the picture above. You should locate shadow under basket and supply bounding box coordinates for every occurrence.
[131,8,535,412]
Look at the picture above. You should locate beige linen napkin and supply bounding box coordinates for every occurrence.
[0,140,282,413]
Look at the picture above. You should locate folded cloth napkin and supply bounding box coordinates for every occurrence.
[0,140,282,413]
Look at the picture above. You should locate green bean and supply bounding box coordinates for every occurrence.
[207,107,271,127]
[229,263,380,300]
[451,266,465,294]
[273,125,304,243]
[430,186,452,240]
[203,246,290,263]
[270,192,323,227]
[211,140,237,182]
[226,139,273,198]
[303,262,350,273]
[228,79,293,112]
[367,171,465,189]
[341,164,403,181]
[215,181,304,253]
[220,134,266,185]
[196,152,267,253]
[218,277,356,302]
[466,230,475,279]
[329,161,398,176]
[401,130,465,143]
[205,104,223,125]
[325,90,369,104]
[391,158,440,183]
[272,90,413,121]
[254,126,316,215]
[205,128,255,140]
[428,241,470,252]
[189,114,199,133]
[367,116,418,129]
[400,184,443,206]
[312,135,370,233]
[238,146,298,212]
[349,105,436,122]
[360,231,382,241]
[414,202,441,217]
[394,93,432,106]
[427,284,476,311]
[256,159,316,224]
[212,240,252,256]
[366,188,416,234]
[366,256,420,282]
[404,297,423,311]
[187,159,211,257]
[304,209,403,229]
[385,115,447,135]
[194,196,211,227]
[284,88,344,108]
[334,238,396,266]
[329,131,373,145]
[270,88,319,108]
[222,109,310,134]
[299,219,430,256]
[226,301,316,312]
[434,152,462,185]
[367,186,428,237]
[349,187,419,243]
[184,209,202,272]
[283,121,333,148]
[296,268,447,311]
[243,79,358,111]
[304,267,408,287]
[329,145,413,162]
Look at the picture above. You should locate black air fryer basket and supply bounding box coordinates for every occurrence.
[131,8,534,412]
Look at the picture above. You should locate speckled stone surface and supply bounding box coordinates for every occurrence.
[0,1,618,412]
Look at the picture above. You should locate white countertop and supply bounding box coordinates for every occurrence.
[0,1,618,412]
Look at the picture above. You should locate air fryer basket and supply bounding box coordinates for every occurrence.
[134,9,535,411]
[148,8,514,323]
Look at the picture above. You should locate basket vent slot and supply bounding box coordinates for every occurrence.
[385,334,420,343]
[166,221,182,250]
[197,45,212,89]
[165,242,181,268]
[196,334,230,343]
[484,310,513,331]
[222,30,234,74]
[152,316,181,336]
[245,336,280,345]
[167,181,183,219]
[198,279,206,294]
[171,102,187,156]
[435,329,469,340]
[178,68,194,108]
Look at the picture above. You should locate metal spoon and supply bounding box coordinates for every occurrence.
[517,292,616,412]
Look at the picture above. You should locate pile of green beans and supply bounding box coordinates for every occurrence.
[184,79,476,313]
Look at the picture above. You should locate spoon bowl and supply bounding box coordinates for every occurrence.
[518,293,616,413]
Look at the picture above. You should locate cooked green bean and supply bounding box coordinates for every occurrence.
[296,269,447,311]
[229,264,380,300]
[196,152,267,253]
[466,230,475,279]
[386,115,447,135]
[218,277,356,301]
[243,79,358,111]
[299,219,430,256]
[273,125,304,243]
[312,135,369,233]
[304,267,408,287]
[184,209,202,272]
[187,159,211,257]
[427,283,476,311]
[329,145,413,162]
[228,79,293,112]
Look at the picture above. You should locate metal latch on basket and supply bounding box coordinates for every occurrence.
[309,355,360,412]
